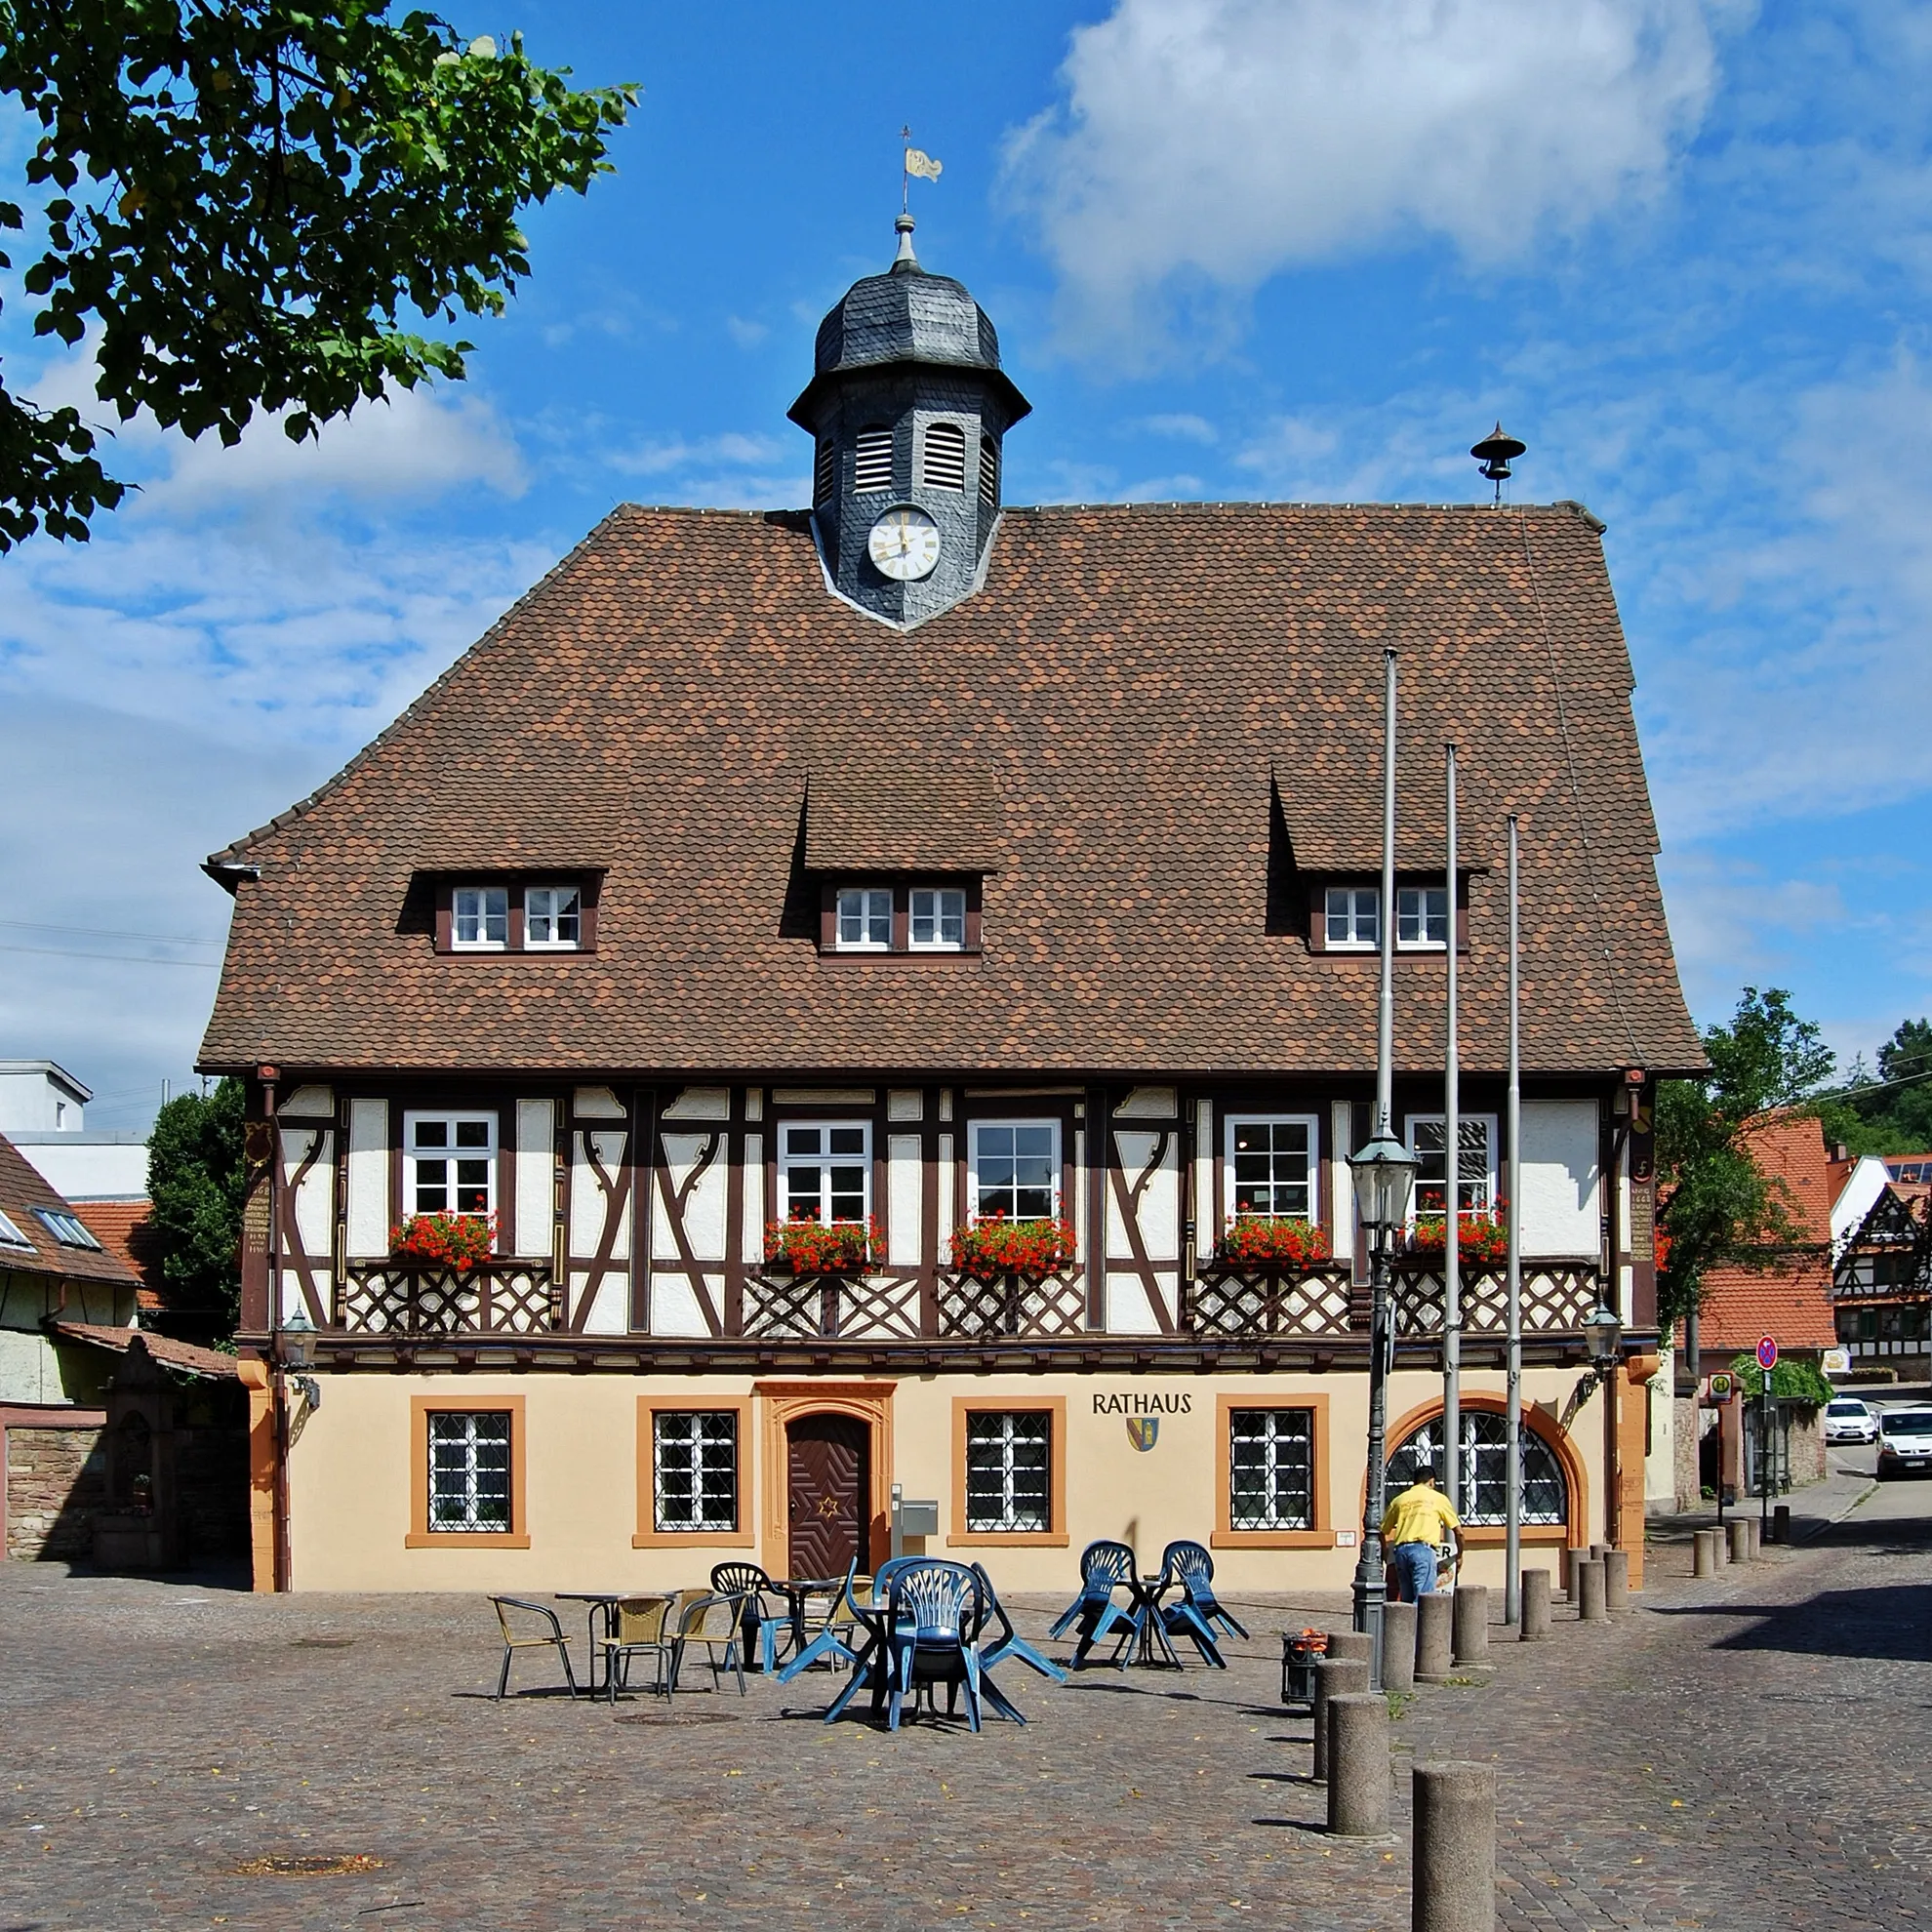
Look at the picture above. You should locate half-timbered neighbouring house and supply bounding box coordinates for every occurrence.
[199,221,1701,1593]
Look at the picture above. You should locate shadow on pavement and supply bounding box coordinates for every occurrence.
[1649,1583,1932,1662]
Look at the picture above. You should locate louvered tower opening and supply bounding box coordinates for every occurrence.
[814,436,836,505]
[978,436,999,507]
[921,422,967,492]
[853,426,894,494]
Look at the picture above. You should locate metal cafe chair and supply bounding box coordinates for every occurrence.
[969,1562,1067,1686]
[1159,1540,1250,1640]
[670,1590,752,1696]
[489,1595,582,1701]
[710,1562,792,1672]
[599,1593,682,1704]
[776,1559,866,1682]
[1049,1539,1142,1668]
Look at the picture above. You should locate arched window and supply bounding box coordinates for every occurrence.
[978,435,999,506]
[921,421,967,492]
[814,437,836,505]
[1387,1411,1565,1526]
[853,425,894,494]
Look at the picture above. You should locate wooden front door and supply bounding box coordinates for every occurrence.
[785,1412,870,1579]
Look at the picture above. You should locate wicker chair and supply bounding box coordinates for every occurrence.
[599,1593,680,1703]
[489,1596,582,1701]
[670,1590,752,1695]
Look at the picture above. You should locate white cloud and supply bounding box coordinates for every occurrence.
[1139,413,1218,444]
[726,315,772,348]
[1004,0,1724,355]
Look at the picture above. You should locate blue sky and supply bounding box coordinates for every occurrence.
[3,0,1929,1130]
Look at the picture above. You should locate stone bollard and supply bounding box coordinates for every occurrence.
[1602,1549,1630,1615]
[1576,1557,1607,1623]
[1520,1568,1551,1639]
[1693,1528,1717,1579]
[1310,1656,1370,1783]
[1381,1599,1418,1692]
[1773,1503,1791,1546]
[1590,1541,1608,1565]
[1451,1585,1490,1666]
[1415,1591,1456,1683]
[1327,1693,1391,1837]
[1413,1760,1496,1932]
[1325,1629,1375,1666]
[1746,1517,1762,1560]
[1728,1518,1751,1565]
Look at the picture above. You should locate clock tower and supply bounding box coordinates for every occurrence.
[789,215,1031,629]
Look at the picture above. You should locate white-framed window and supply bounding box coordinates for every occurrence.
[970,1120,1060,1222]
[524,885,582,949]
[1324,886,1379,949]
[1397,886,1450,949]
[1225,1114,1320,1221]
[0,1206,32,1249]
[909,887,966,950]
[32,1208,102,1251]
[921,421,967,491]
[405,1111,497,1217]
[453,886,508,950]
[853,425,894,494]
[1228,1408,1315,1531]
[426,1410,513,1532]
[964,1410,1052,1533]
[653,1411,740,1532]
[779,1121,870,1224]
[835,887,892,950]
[1404,1113,1499,1221]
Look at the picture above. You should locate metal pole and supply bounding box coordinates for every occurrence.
[1504,815,1522,1626]
[1352,646,1400,1678]
[1442,744,1461,1514]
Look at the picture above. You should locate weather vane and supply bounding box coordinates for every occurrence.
[901,124,943,214]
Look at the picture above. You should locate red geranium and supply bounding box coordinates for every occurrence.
[949,1214,1077,1283]
[764,1215,880,1273]
[1410,1205,1509,1267]
[390,1212,496,1272]
[1219,1216,1333,1268]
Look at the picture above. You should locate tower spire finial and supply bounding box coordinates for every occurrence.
[893,211,918,270]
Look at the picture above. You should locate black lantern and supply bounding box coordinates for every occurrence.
[1583,1301,1624,1371]
[1349,1131,1420,1244]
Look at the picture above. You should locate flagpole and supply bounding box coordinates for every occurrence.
[1443,743,1461,1517]
[1505,813,1523,1626]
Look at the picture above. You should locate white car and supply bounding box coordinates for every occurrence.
[1825,1396,1879,1445]
[1876,1405,1932,1479]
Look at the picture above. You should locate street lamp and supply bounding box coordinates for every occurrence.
[1583,1302,1624,1375]
[1350,1127,1421,1676]
[279,1306,322,1410]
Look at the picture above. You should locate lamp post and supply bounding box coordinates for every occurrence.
[1584,1300,1624,1555]
[1350,1129,1420,1678]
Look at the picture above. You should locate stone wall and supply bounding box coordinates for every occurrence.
[5,1423,106,1559]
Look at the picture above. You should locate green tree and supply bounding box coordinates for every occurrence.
[146,1075,246,1336]
[0,0,635,546]
[1656,986,1835,1331]
[1822,1018,1932,1153]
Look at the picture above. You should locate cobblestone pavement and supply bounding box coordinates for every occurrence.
[4,1495,1930,1931]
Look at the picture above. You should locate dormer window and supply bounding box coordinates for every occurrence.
[525,886,581,949]
[835,887,892,950]
[921,422,967,491]
[1397,886,1449,949]
[910,887,966,950]
[454,886,508,950]
[1324,886,1379,950]
[853,425,893,494]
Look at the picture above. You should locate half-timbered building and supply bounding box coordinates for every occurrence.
[199,221,1701,1592]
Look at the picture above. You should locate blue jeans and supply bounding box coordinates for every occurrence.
[1390,1542,1439,1602]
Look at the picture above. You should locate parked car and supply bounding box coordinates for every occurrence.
[1875,1406,1932,1478]
[1825,1396,1879,1444]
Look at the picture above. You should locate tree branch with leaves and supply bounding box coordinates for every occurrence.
[0,0,636,546]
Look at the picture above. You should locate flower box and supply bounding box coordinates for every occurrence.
[389,1212,496,1272]
[948,1215,1078,1283]
[1219,1216,1332,1269]
[1408,1209,1509,1267]
[763,1217,879,1274]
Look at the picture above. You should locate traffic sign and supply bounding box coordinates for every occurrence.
[1708,1371,1734,1400]
[1756,1336,1779,1371]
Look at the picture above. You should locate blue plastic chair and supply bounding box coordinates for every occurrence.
[884,1560,986,1732]
[1159,1540,1249,1639]
[970,1562,1067,1687]
[775,1559,864,1683]
[1051,1539,1142,1669]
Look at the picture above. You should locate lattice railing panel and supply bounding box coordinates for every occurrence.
[743,1271,923,1341]
[1392,1264,1601,1335]
[1187,1265,1355,1338]
[937,1269,1087,1339]
[339,1263,560,1335]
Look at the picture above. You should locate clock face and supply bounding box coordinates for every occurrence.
[867,504,942,582]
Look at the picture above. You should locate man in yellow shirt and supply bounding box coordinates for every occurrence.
[1380,1469,1464,1602]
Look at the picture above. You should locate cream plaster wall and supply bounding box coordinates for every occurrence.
[285,1366,1610,1596]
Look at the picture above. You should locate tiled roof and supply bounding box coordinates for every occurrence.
[49,1321,239,1380]
[804,759,1004,872]
[0,1133,141,1290]
[197,502,1701,1078]
[1699,1113,1837,1350]
[69,1200,165,1312]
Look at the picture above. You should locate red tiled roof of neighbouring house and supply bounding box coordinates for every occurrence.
[69,1200,166,1312]
[1699,1112,1838,1350]
[48,1321,239,1379]
[196,502,1703,1080]
[0,1132,141,1291]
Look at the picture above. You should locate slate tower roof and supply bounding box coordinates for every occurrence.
[789,216,1030,629]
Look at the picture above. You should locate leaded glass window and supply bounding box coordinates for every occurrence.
[653,1411,739,1532]
[426,1411,512,1532]
[1228,1407,1313,1531]
[965,1410,1051,1533]
[1386,1413,1565,1527]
